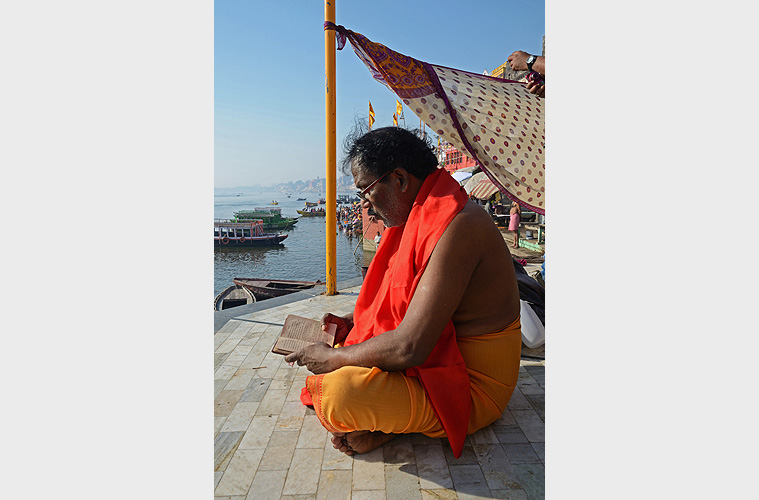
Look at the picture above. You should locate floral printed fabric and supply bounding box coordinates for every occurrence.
[327,23,545,214]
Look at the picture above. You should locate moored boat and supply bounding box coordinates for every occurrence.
[214,219,288,246]
[233,277,322,300]
[297,197,306,201]
[318,198,326,204]
[296,209,326,217]
[214,284,256,311]
[337,194,359,204]
[234,207,298,230]
[270,200,278,205]
[304,201,317,207]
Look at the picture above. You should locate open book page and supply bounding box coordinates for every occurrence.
[272,314,337,355]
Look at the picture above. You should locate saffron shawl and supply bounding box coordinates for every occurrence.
[347,168,470,457]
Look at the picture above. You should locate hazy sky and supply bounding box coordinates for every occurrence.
[214,0,545,188]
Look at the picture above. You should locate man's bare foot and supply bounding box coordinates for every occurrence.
[330,430,396,455]
[330,432,350,454]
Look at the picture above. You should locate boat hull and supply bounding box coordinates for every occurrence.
[262,221,297,230]
[214,284,256,311]
[233,277,321,300]
[215,234,288,246]
[296,210,326,217]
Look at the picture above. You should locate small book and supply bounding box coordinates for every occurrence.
[272,314,337,355]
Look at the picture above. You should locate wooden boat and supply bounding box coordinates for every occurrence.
[214,219,288,246]
[269,200,278,205]
[304,201,317,207]
[214,284,256,311]
[297,197,306,201]
[318,198,326,204]
[337,194,359,204]
[296,209,326,217]
[234,207,298,230]
[233,277,322,300]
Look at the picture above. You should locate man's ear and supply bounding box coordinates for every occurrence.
[395,168,410,193]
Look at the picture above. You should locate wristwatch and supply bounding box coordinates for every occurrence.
[526,55,537,72]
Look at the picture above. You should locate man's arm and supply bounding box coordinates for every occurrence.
[507,50,545,75]
[286,204,487,373]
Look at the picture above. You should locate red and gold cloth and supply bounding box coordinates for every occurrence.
[325,22,545,214]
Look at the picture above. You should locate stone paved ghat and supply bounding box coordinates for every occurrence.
[214,283,545,499]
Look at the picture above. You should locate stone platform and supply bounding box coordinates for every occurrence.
[214,281,545,499]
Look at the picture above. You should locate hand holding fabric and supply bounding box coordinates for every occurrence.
[526,80,545,97]
[507,50,531,71]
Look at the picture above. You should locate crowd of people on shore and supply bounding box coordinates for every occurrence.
[336,202,363,237]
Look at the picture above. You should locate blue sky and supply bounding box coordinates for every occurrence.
[215,0,545,188]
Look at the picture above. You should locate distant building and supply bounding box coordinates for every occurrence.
[439,142,477,174]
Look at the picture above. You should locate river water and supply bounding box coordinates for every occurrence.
[214,190,368,298]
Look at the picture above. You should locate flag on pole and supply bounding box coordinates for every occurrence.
[368,102,375,129]
[393,113,398,126]
[396,100,403,119]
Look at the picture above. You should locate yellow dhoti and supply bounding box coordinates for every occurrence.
[305,318,521,437]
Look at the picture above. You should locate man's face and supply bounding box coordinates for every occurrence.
[351,163,407,228]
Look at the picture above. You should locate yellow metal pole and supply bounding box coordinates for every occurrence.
[325,0,337,295]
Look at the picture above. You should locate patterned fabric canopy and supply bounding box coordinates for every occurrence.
[327,23,545,214]
[463,172,488,193]
[462,172,498,199]
[470,179,499,200]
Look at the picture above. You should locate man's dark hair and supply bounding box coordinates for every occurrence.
[340,126,438,179]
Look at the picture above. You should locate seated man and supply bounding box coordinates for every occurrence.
[285,127,521,458]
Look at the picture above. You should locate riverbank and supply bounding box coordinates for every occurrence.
[214,192,365,297]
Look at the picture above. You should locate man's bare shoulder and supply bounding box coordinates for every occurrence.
[433,200,505,260]
[459,199,494,221]
[445,200,500,237]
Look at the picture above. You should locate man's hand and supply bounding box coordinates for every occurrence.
[285,343,343,374]
[526,81,545,97]
[507,50,531,71]
[321,313,353,344]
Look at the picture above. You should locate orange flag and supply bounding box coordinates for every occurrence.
[396,99,403,118]
[393,113,398,126]
[368,102,375,129]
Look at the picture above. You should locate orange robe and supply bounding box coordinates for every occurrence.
[301,168,510,458]
[303,320,522,443]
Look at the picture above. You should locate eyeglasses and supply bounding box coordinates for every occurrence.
[356,170,392,201]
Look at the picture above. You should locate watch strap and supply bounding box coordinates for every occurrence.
[526,55,536,72]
